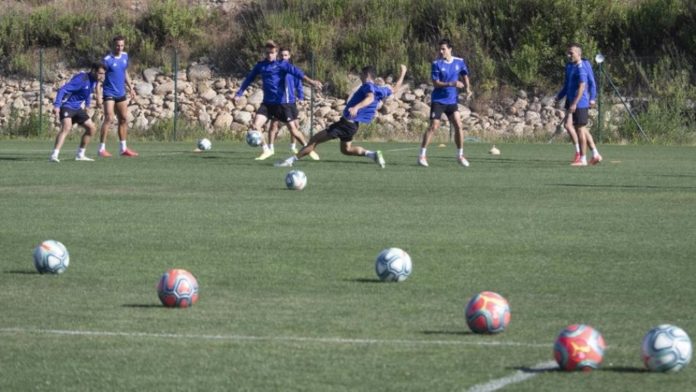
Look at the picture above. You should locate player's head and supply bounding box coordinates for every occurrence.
[280,47,292,62]
[438,38,453,59]
[360,66,376,83]
[567,43,582,63]
[112,35,126,54]
[90,62,107,82]
[264,40,278,61]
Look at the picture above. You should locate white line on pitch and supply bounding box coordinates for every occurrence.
[467,360,558,392]
[0,327,550,348]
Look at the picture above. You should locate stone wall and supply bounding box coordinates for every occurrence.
[0,63,629,140]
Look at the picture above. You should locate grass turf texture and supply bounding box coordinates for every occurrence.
[1,140,695,391]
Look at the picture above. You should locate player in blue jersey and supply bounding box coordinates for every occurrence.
[274,64,407,169]
[555,43,596,166]
[49,62,106,162]
[234,40,323,160]
[556,43,602,165]
[97,35,138,158]
[418,39,473,168]
[267,47,319,160]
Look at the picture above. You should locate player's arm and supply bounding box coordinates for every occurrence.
[569,82,585,112]
[95,81,103,107]
[461,74,472,99]
[347,92,375,118]
[235,64,261,99]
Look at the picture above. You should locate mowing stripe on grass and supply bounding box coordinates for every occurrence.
[467,360,558,392]
[0,327,550,348]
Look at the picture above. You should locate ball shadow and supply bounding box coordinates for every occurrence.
[122,304,164,308]
[421,330,474,336]
[346,278,383,283]
[4,269,38,275]
[599,366,650,373]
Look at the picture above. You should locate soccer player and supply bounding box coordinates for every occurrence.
[49,62,106,162]
[418,38,473,167]
[97,35,138,158]
[555,43,595,166]
[556,43,602,165]
[274,64,407,169]
[234,40,322,160]
[266,48,319,160]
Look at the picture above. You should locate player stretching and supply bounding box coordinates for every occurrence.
[97,35,138,158]
[274,64,407,169]
[418,38,473,167]
[49,62,106,162]
[234,40,322,160]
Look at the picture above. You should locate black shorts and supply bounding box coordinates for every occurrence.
[103,95,127,103]
[257,103,295,123]
[59,107,90,125]
[289,103,299,121]
[430,102,459,120]
[572,108,589,126]
[326,117,359,142]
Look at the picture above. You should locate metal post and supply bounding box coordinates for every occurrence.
[597,61,602,142]
[39,48,44,134]
[604,69,647,140]
[309,52,315,137]
[172,48,178,141]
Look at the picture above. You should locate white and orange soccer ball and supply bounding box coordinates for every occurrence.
[464,291,511,334]
[33,240,70,274]
[554,324,606,371]
[157,269,199,308]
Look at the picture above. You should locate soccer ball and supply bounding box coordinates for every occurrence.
[375,248,412,282]
[285,170,307,190]
[642,324,692,372]
[157,269,199,308]
[33,240,70,274]
[197,138,212,151]
[464,291,511,334]
[246,130,263,147]
[554,324,606,371]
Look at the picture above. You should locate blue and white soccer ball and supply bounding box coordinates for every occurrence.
[642,324,692,372]
[285,170,307,190]
[197,138,212,151]
[33,240,70,274]
[375,248,412,282]
[246,130,263,147]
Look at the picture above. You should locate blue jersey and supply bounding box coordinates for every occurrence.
[431,57,469,105]
[557,59,596,102]
[281,66,304,104]
[53,72,98,110]
[343,82,392,123]
[102,52,129,97]
[235,60,306,104]
[562,62,590,109]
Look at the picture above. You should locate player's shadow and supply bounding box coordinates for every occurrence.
[421,330,475,336]
[346,278,383,283]
[122,304,164,308]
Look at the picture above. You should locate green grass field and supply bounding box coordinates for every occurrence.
[1,140,695,391]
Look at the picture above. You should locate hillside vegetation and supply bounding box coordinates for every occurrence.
[1,0,694,141]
